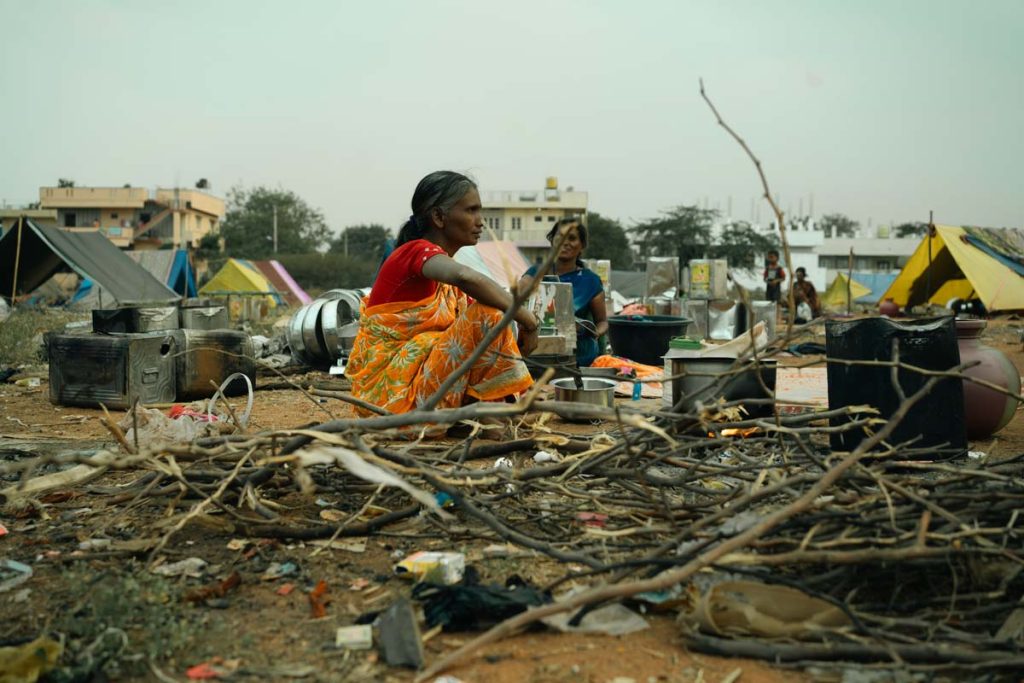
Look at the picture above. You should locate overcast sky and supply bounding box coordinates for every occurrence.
[2,0,1020,234]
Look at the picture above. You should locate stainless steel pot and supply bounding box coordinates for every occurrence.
[551,377,617,408]
[668,357,777,414]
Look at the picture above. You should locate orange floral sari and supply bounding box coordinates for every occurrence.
[345,283,533,415]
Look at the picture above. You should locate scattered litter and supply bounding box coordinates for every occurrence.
[435,492,455,508]
[185,657,241,680]
[184,572,242,604]
[0,522,8,537]
[0,559,33,593]
[12,587,31,603]
[348,578,371,591]
[78,538,112,551]
[377,598,425,668]
[152,557,208,578]
[335,624,374,650]
[121,406,218,446]
[494,456,514,470]
[432,678,465,683]
[319,509,346,522]
[261,561,299,580]
[395,551,465,585]
[277,583,295,596]
[533,450,560,463]
[0,635,62,682]
[226,539,249,551]
[575,512,609,528]
[309,579,329,618]
[14,377,41,388]
[541,602,649,636]
[414,578,550,630]
[968,451,986,460]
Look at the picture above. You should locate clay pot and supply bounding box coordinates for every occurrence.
[956,319,1021,440]
[879,298,900,317]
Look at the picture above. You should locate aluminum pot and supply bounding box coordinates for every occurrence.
[551,377,617,408]
[668,357,777,414]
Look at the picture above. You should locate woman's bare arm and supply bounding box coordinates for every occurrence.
[422,254,539,354]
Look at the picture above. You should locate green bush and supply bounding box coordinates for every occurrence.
[274,253,377,292]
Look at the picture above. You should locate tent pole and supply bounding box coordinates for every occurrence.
[846,248,853,314]
[925,210,934,308]
[10,216,24,309]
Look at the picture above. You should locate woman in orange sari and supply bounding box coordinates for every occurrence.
[345,171,539,416]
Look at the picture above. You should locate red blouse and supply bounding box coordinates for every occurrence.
[367,239,447,307]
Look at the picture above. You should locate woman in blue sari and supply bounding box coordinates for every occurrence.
[520,217,608,367]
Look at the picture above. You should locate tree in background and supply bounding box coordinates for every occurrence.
[583,212,633,268]
[819,213,858,238]
[195,178,210,190]
[330,223,392,262]
[276,253,377,291]
[710,221,779,268]
[57,178,75,188]
[218,185,332,259]
[631,205,717,265]
[895,221,928,238]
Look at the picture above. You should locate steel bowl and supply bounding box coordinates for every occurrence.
[551,377,617,408]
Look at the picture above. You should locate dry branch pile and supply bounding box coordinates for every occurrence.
[4,383,1022,677]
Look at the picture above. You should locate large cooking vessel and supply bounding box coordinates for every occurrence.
[287,289,363,366]
[668,357,777,414]
[551,377,617,410]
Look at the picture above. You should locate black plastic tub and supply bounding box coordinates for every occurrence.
[607,315,692,366]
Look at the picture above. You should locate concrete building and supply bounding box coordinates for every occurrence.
[480,177,588,263]
[816,236,919,281]
[27,185,225,249]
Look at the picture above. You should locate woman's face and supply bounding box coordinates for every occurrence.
[439,188,483,248]
[555,223,584,262]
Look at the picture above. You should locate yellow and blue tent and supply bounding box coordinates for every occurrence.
[881,225,1024,312]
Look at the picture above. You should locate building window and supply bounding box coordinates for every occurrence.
[486,217,500,231]
[875,260,892,272]
[110,212,118,219]
[511,217,522,230]
[64,212,76,227]
[534,215,543,222]
[547,215,556,222]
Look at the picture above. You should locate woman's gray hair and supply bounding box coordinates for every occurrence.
[396,171,477,246]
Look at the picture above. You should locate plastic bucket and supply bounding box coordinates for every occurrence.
[607,315,692,366]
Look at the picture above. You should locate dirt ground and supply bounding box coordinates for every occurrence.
[2,318,1023,682]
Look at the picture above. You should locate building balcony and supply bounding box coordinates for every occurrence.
[482,190,588,210]
[40,186,148,209]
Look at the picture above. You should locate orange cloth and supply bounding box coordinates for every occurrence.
[346,284,533,415]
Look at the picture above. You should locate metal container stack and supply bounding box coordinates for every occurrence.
[287,289,362,366]
[48,303,255,409]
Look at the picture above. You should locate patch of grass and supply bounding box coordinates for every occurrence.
[0,308,87,367]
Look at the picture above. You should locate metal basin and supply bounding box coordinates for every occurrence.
[668,357,777,414]
[551,377,617,408]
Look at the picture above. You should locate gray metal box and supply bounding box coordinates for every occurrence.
[48,331,177,409]
[180,305,229,330]
[171,329,256,400]
[92,306,180,334]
